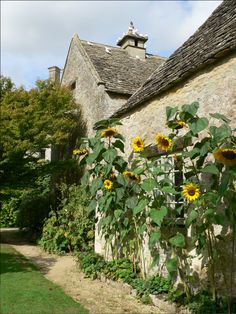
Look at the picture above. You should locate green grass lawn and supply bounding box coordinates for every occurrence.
[0,244,89,314]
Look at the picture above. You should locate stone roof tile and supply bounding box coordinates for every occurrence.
[80,40,165,95]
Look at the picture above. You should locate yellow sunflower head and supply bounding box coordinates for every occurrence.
[101,128,118,138]
[109,172,116,179]
[155,133,172,151]
[213,148,236,166]
[182,183,201,202]
[73,148,88,156]
[104,179,113,190]
[123,170,140,183]
[176,121,188,129]
[132,136,144,153]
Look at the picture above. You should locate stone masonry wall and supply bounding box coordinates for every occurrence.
[118,53,236,155]
[61,37,129,136]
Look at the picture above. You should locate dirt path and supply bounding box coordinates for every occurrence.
[0,229,160,314]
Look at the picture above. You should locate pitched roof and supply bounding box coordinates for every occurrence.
[80,40,165,95]
[113,0,236,117]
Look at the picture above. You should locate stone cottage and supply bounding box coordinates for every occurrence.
[49,22,166,136]
[96,0,236,275]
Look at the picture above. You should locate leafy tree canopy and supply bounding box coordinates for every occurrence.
[0,76,81,191]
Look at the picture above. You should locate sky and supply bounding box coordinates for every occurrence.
[1,0,222,89]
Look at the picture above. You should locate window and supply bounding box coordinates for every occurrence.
[153,154,185,219]
[70,81,76,91]
[40,149,46,160]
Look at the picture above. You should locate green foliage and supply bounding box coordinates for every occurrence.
[39,184,94,254]
[0,76,86,240]
[131,276,171,298]
[0,197,19,227]
[103,258,137,283]
[77,252,107,279]
[77,101,236,311]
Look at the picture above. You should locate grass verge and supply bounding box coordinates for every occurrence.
[0,244,89,314]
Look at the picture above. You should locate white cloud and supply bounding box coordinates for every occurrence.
[1,0,222,88]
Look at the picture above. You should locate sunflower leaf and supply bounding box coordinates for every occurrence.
[133,199,148,215]
[189,117,209,135]
[169,232,185,247]
[141,178,157,192]
[150,206,168,226]
[201,164,219,175]
[149,231,161,249]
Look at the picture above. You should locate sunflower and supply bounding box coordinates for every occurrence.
[166,120,188,130]
[104,179,113,189]
[155,133,172,151]
[109,172,116,179]
[73,148,88,156]
[123,170,140,183]
[132,136,144,153]
[101,128,118,138]
[182,183,201,202]
[213,148,236,166]
[176,121,188,129]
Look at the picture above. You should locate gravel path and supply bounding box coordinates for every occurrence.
[0,228,160,314]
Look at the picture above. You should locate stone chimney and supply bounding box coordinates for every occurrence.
[117,22,148,59]
[48,66,61,85]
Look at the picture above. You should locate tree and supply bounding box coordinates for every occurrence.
[0,76,84,232]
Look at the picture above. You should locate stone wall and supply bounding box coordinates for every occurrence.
[113,53,236,281]
[61,36,129,136]
[117,53,236,154]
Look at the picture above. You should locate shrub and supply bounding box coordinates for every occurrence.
[0,197,19,227]
[77,252,106,279]
[39,184,94,254]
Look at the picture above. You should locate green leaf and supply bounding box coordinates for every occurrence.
[181,102,199,116]
[150,206,168,226]
[161,186,177,194]
[102,148,117,163]
[186,210,198,227]
[117,174,128,186]
[133,199,148,215]
[126,196,138,208]
[189,117,208,135]
[133,167,146,175]
[169,232,185,247]
[166,106,178,121]
[116,187,125,202]
[149,231,161,248]
[166,257,178,273]
[114,209,123,219]
[90,177,103,196]
[138,224,147,235]
[141,178,157,192]
[87,200,97,214]
[104,196,113,212]
[209,113,231,123]
[123,218,129,227]
[201,164,219,175]
[209,124,231,143]
[113,140,124,152]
